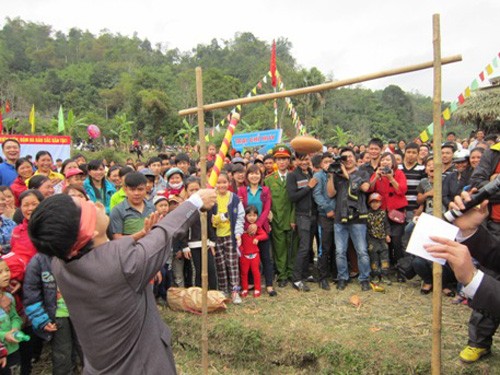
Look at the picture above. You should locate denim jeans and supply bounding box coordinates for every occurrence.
[334,222,371,282]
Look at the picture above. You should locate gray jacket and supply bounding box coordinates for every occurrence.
[52,201,199,375]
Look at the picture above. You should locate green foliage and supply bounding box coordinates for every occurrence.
[109,113,133,151]
[0,17,451,147]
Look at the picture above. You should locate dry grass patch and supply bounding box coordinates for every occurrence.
[164,279,500,374]
[31,279,499,374]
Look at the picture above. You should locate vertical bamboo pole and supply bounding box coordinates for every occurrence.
[431,14,443,375]
[195,67,209,375]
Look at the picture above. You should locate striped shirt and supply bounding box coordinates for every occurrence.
[400,163,425,211]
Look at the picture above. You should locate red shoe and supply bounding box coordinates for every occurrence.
[241,290,248,298]
[254,290,261,298]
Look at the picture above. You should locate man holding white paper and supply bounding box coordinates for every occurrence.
[424,193,499,364]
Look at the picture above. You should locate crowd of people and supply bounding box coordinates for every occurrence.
[0,128,497,373]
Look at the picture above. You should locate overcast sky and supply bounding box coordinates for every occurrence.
[4,0,499,101]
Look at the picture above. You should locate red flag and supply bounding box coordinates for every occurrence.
[270,40,277,88]
[5,100,10,113]
[458,93,465,104]
[0,110,3,134]
[440,117,445,126]
[479,71,485,81]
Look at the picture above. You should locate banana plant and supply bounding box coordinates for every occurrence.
[177,119,199,146]
[109,113,133,151]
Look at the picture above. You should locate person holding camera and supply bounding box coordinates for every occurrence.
[369,152,408,282]
[327,147,371,291]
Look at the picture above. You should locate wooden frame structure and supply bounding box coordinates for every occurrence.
[179,15,458,374]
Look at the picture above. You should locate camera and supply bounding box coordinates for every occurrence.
[381,166,392,174]
[327,155,348,175]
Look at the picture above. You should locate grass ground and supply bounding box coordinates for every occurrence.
[32,278,500,374]
[164,278,499,375]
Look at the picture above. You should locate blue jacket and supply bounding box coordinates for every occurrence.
[84,178,116,215]
[313,170,336,217]
[23,253,57,341]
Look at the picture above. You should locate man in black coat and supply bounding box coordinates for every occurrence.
[425,194,500,364]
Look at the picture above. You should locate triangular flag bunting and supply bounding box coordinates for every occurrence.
[29,105,36,133]
[58,105,65,133]
[493,57,499,68]
[479,71,485,81]
[458,94,465,104]
[470,79,479,90]
[205,134,210,142]
[464,87,471,98]
[252,87,257,95]
[442,108,451,121]
[486,64,494,75]
[450,101,458,113]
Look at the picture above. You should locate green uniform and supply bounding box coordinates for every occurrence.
[264,171,297,281]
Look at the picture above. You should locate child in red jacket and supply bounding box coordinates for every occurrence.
[239,206,268,298]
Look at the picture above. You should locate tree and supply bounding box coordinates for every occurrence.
[110,113,133,151]
[329,125,352,146]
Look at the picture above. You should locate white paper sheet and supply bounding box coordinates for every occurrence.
[406,212,460,265]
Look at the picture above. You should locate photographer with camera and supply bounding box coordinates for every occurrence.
[369,152,408,282]
[327,147,371,291]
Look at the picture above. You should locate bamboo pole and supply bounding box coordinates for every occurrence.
[179,55,461,116]
[431,14,443,375]
[195,67,209,375]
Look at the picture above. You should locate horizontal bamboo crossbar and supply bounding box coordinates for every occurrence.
[179,54,462,116]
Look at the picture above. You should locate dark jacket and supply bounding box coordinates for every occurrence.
[470,146,500,204]
[23,253,57,341]
[442,167,473,208]
[334,169,370,224]
[180,211,217,250]
[463,225,500,319]
[286,167,317,216]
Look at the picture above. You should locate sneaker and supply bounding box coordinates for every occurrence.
[232,292,242,305]
[319,279,331,290]
[459,346,491,363]
[292,281,311,292]
[360,281,370,292]
[306,275,316,282]
[337,280,347,291]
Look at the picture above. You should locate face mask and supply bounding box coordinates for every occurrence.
[169,182,183,190]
